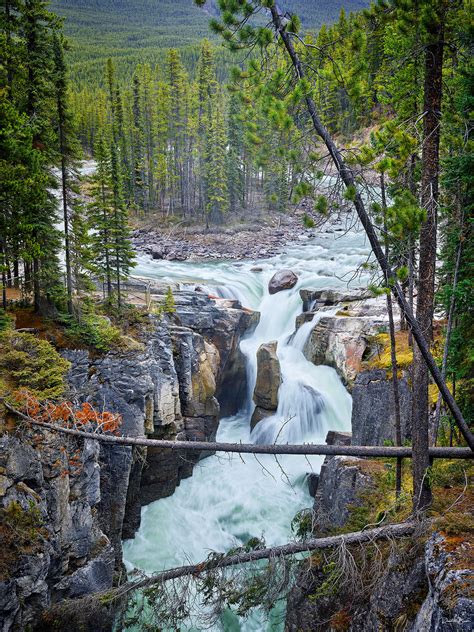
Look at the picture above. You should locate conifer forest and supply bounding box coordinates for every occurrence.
[0,2,473,631]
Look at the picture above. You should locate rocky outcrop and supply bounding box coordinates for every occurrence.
[351,368,412,445]
[299,288,372,312]
[312,455,378,532]
[409,532,474,631]
[286,527,473,632]
[0,434,114,632]
[299,290,400,388]
[268,269,298,295]
[250,341,281,429]
[288,438,473,631]
[303,316,375,386]
[1,290,258,631]
[253,341,281,410]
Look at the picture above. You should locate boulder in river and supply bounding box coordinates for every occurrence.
[250,405,274,430]
[253,341,281,411]
[268,269,298,294]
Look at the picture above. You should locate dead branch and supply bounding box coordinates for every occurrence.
[5,403,473,459]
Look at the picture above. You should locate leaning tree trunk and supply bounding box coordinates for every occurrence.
[412,28,445,510]
[433,228,463,444]
[267,6,474,457]
[381,174,403,497]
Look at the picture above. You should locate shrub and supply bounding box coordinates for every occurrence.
[0,309,12,332]
[63,313,120,352]
[0,331,70,400]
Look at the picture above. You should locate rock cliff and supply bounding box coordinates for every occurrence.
[287,443,473,631]
[0,289,258,631]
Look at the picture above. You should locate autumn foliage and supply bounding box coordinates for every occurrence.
[12,389,122,435]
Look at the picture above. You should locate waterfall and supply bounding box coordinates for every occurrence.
[123,227,370,631]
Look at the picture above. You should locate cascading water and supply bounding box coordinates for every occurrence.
[123,225,370,631]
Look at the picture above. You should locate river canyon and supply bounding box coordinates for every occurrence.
[122,220,372,631]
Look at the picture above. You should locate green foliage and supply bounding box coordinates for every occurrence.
[303,214,316,229]
[291,508,313,539]
[0,331,70,400]
[62,311,120,353]
[0,309,13,332]
[162,287,176,315]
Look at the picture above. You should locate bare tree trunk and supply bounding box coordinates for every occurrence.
[268,6,473,454]
[433,234,463,444]
[118,522,419,592]
[381,174,403,497]
[6,403,473,459]
[58,101,73,315]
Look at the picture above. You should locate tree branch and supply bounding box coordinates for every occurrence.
[5,404,472,459]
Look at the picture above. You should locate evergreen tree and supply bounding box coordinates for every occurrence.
[205,98,229,224]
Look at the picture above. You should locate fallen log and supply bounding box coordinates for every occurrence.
[6,404,473,459]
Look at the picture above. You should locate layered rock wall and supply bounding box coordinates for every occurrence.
[0,289,258,631]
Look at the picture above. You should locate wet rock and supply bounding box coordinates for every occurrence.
[253,341,281,411]
[299,288,372,312]
[250,405,274,430]
[268,269,298,295]
[303,316,377,387]
[351,369,412,445]
[306,473,320,498]
[325,430,352,446]
[171,327,219,419]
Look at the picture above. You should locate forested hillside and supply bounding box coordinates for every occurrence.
[51,0,368,82]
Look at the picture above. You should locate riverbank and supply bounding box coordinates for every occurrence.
[132,207,354,262]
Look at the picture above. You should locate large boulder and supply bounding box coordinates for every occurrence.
[268,269,298,295]
[250,405,274,431]
[303,316,376,387]
[351,369,412,445]
[253,341,281,411]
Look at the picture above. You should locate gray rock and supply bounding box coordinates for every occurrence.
[313,456,376,531]
[253,341,281,411]
[325,430,352,446]
[4,439,44,489]
[351,369,411,445]
[268,269,298,294]
[53,547,115,599]
[250,405,274,430]
[306,473,319,498]
[299,288,372,312]
[409,533,474,631]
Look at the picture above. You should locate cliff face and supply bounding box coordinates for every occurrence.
[286,451,474,632]
[0,290,258,631]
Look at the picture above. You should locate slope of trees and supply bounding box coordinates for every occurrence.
[0,0,134,315]
[49,0,368,84]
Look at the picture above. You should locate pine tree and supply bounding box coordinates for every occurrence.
[53,32,82,314]
[205,97,229,224]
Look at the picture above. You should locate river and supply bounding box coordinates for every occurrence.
[122,221,371,631]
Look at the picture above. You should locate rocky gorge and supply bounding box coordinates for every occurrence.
[0,289,258,631]
[1,227,472,631]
